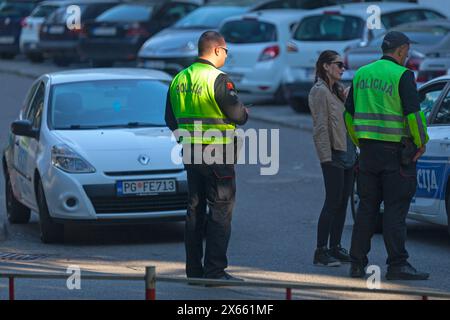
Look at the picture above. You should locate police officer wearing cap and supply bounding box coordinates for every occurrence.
[344,31,430,280]
[165,31,248,282]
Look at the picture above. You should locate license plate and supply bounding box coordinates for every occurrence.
[144,60,166,69]
[93,27,116,36]
[117,179,176,196]
[0,36,14,44]
[48,25,65,34]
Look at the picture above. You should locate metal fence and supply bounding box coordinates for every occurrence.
[1,266,450,300]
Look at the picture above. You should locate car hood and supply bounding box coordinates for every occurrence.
[139,27,208,57]
[52,128,183,172]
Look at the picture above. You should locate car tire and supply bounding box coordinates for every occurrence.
[350,171,383,234]
[52,56,71,67]
[5,173,31,224]
[27,53,44,63]
[273,86,287,105]
[289,97,309,113]
[91,60,114,68]
[36,179,64,243]
[0,53,15,60]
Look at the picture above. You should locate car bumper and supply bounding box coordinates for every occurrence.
[21,41,41,54]
[79,38,142,61]
[41,165,188,222]
[138,56,196,75]
[39,40,79,57]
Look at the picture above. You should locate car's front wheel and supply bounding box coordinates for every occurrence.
[36,179,64,243]
[5,173,31,224]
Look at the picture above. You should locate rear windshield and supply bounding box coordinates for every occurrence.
[30,4,59,18]
[49,80,168,130]
[95,4,154,23]
[293,14,364,41]
[0,1,35,17]
[174,7,246,29]
[381,9,446,29]
[221,20,277,44]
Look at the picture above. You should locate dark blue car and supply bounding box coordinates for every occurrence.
[0,0,42,59]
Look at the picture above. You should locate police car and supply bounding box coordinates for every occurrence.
[2,69,188,243]
[351,75,450,235]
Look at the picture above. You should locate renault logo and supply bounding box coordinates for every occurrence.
[138,155,150,165]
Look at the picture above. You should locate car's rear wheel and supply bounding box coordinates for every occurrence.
[36,179,64,243]
[289,97,309,113]
[273,86,287,105]
[0,53,15,60]
[5,174,31,224]
[26,52,44,63]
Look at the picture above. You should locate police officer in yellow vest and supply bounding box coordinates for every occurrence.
[344,31,429,280]
[165,31,248,282]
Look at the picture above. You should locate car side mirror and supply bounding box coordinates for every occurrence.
[11,120,38,139]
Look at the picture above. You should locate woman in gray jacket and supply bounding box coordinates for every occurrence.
[308,50,356,267]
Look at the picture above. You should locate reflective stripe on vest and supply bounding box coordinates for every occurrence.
[352,59,408,143]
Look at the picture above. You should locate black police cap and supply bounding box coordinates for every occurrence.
[381,31,417,51]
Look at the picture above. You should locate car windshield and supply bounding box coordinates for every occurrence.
[293,14,364,41]
[49,80,168,130]
[174,7,246,29]
[0,1,35,17]
[95,4,154,22]
[381,9,446,29]
[221,20,277,44]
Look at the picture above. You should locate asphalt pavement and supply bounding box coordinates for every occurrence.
[0,57,449,300]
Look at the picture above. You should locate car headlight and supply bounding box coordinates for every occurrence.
[51,144,96,174]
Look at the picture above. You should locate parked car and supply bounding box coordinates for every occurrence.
[79,0,199,68]
[219,10,309,104]
[19,0,63,62]
[351,75,450,236]
[417,50,450,85]
[284,2,446,112]
[0,0,43,59]
[39,0,120,67]
[344,20,450,86]
[2,68,188,243]
[137,4,249,75]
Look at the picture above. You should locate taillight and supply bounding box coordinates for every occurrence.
[259,45,280,61]
[417,70,447,84]
[126,23,150,37]
[286,41,298,53]
[406,57,423,71]
[20,17,28,28]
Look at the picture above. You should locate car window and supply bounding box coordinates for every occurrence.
[221,20,277,44]
[381,10,445,29]
[434,88,450,125]
[174,7,246,29]
[27,83,45,129]
[49,80,169,129]
[30,4,58,18]
[0,1,35,17]
[419,82,446,120]
[83,3,119,21]
[156,3,197,27]
[293,14,364,41]
[96,4,154,22]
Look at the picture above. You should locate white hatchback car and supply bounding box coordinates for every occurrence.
[3,69,188,243]
[219,9,308,104]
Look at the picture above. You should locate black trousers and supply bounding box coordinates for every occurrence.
[184,162,236,278]
[350,140,417,267]
[317,163,354,248]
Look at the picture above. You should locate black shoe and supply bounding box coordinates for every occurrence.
[204,272,244,287]
[314,247,341,267]
[386,263,429,281]
[329,245,351,263]
[349,263,366,278]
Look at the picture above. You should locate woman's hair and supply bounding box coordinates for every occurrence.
[315,50,346,102]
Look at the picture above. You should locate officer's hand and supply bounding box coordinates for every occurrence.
[413,146,426,162]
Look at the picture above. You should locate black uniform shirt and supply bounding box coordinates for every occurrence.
[165,58,248,132]
[345,56,421,117]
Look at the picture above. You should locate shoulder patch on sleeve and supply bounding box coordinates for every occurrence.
[226,82,234,90]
